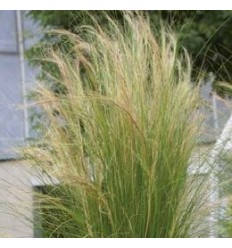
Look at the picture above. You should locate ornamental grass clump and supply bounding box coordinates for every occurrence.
[25,13,211,237]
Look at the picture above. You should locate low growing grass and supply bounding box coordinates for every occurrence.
[25,13,211,237]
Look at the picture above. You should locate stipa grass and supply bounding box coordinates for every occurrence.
[25,13,211,237]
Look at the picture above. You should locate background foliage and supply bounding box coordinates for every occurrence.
[27,10,232,85]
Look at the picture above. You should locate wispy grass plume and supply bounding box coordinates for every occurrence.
[24,13,211,238]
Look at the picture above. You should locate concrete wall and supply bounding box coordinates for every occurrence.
[0,160,35,238]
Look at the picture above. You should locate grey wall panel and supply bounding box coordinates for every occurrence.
[0,11,17,53]
[0,55,24,158]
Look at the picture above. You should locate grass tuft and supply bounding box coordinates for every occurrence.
[24,12,211,238]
